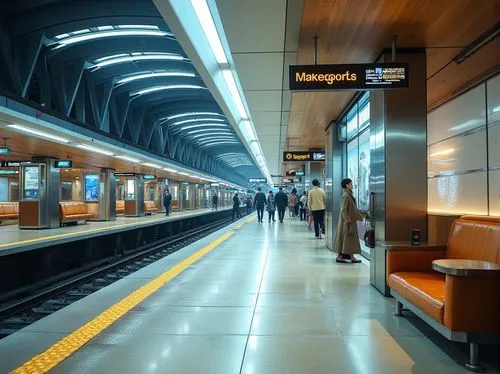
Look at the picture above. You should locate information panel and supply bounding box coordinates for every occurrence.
[289,63,409,91]
[283,151,326,162]
[248,178,267,183]
[84,175,99,201]
[54,160,72,168]
[23,166,39,199]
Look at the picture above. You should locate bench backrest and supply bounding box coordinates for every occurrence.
[447,215,500,263]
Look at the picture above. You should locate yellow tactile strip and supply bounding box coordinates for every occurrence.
[10,223,242,374]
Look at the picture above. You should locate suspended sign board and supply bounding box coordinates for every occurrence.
[0,148,9,155]
[289,63,409,91]
[286,170,305,176]
[143,174,156,180]
[1,160,31,167]
[54,160,72,168]
[283,151,325,162]
[248,178,267,183]
[114,172,136,177]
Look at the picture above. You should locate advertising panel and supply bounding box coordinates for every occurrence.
[23,166,39,199]
[84,174,99,201]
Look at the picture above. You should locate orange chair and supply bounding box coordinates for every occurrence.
[0,202,19,223]
[387,216,500,370]
[59,202,95,225]
[116,200,125,214]
[143,201,158,215]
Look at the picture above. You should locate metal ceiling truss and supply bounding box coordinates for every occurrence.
[0,1,262,185]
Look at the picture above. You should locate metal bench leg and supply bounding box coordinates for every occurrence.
[465,343,485,372]
[393,300,404,317]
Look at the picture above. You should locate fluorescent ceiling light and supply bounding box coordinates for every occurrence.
[191,0,227,64]
[166,112,224,120]
[190,132,234,139]
[7,124,70,143]
[142,162,162,168]
[133,85,206,96]
[200,141,240,147]
[163,168,178,173]
[76,144,114,155]
[239,120,257,142]
[222,69,247,120]
[250,141,261,155]
[169,118,226,126]
[180,123,230,131]
[53,30,169,48]
[178,172,190,176]
[197,137,236,144]
[184,128,232,135]
[117,25,160,30]
[115,155,140,163]
[117,72,196,84]
[91,53,185,69]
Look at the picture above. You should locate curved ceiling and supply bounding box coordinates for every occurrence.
[0,0,263,185]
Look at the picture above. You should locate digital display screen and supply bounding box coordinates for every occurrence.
[289,63,409,91]
[0,147,9,155]
[84,174,99,201]
[248,178,267,183]
[23,166,39,199]
[55,160,72,168]
[143,174,156,180]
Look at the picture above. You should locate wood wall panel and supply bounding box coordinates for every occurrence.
[288,0,500,154]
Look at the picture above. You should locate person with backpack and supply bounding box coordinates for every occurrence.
[163,188,172,216]
[245,194,252,215]
[232,193,241,220]
[253,187,267,223]
[299,191,307,221]
[266,190,276,223]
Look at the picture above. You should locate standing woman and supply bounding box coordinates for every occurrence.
[266,191,276,223]
[163,188,172,216]
[333,178,364,263]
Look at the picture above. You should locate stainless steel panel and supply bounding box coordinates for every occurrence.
[137,177,144,216]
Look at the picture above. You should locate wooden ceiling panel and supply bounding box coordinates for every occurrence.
[287,0,500,155]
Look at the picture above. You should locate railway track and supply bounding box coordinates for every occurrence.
[0,217,235,339]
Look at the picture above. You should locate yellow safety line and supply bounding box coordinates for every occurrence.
[10,222,244,374]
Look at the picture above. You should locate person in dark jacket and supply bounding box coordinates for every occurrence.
[253,187,267,223]
[245,194,252,214]
[232,193,241,220]
[212,193,218,210]
[163,188,172,216]
[274,187,288,223]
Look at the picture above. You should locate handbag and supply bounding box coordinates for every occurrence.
[364,219,375,248]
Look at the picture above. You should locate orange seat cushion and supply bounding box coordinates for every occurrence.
[389,272,445,323]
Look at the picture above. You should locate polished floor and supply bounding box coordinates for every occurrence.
[0,214,492,373]
[0,206,231,254]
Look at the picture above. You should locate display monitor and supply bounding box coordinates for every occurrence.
[23,166,39,199]
[84,174,99,201]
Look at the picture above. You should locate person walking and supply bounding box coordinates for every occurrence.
[299,191,307,221]
[245,194,252,215]
[232,193,242,220]
[274,187,288,223]
[307,179,326,239]
[163,188,172,216]
[288,188,298,218]
[266,191,276,223]
[253,187,266,223]
[212,193,218,210]
[333,178,364,263]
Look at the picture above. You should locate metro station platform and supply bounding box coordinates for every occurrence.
[0,215,491,374]
[0,207,232,256]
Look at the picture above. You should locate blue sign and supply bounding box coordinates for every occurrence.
[0,147,9,155]
[85,174,99,201]
[55,160,72,168]
[143,174,156,180]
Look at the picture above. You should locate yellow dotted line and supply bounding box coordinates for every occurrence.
[10,228,236,373]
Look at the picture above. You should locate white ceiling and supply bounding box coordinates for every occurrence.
[215,0,304,178]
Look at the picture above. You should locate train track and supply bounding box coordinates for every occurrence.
[0,216,235,339]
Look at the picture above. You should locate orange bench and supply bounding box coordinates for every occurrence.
[144,201,158,215]
[59,202,95,226]
[0,202,19,222]
[387,215,500,370]
[116,200,125,214]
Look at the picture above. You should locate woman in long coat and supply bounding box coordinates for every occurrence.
[333,178,364,263]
